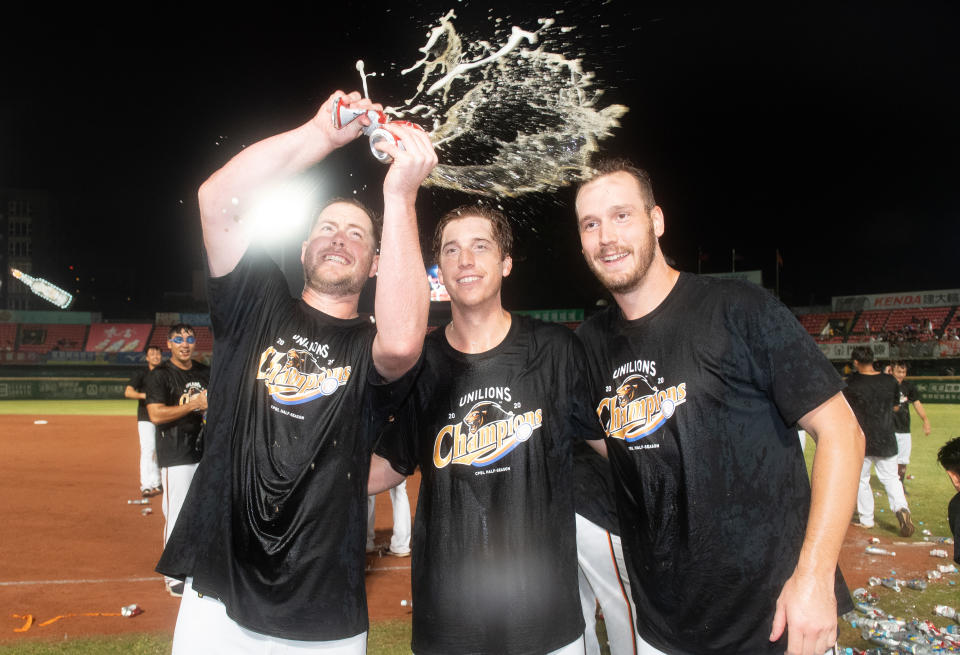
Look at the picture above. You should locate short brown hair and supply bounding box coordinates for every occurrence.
[577,158,657,212]
[432,204,513,263]
[314,197,382,247]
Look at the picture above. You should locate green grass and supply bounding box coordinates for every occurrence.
[0,622,415,654]
[804,403,960,651]
[0,633,171,654]
[0,400,136,416]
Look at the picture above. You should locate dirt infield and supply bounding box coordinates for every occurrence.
[0,414,415,644]
[0,412,942,645]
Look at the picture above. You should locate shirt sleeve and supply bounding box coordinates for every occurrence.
[566,333,605,441]
[207,245,291,342]
[369,353,423,475]
[144,368,166,406]
[128,368,145,390]
[734,283,845,426]
[907,380,922,403]
[374,401,419,476]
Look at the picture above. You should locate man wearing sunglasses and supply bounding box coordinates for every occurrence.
[156,90,436,653]
[145,323,209,597]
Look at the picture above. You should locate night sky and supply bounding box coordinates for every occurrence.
[3,2,957,317]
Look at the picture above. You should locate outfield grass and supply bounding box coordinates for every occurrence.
[0,621,414,655]
[804,403,960,651]
[0,399,136,416]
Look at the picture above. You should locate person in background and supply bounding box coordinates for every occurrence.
[890,360,932,483]
[125,345,163,497]
[936,436,960,565]
[844,347,913,537]
[146,324,209,597]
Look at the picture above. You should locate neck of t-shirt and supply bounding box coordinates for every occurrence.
[613,261,681,321]
[445,305,512,354]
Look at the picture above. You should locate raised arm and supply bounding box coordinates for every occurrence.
[770,392,865,655]
[198,91,379,277]
[370,125,437,381]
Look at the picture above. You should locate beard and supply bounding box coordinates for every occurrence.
[303,250,373,297]
[585,221,658,294]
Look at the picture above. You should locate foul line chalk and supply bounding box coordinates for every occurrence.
[11,612,122,633]
[365,565,411,572]
[12,614,33,632]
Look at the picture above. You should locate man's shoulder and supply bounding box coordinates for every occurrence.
[514,313,575,341]
[576,305,619,339]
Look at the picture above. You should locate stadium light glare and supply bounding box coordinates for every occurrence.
[245,177,324,245]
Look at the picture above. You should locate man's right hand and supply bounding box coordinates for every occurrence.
[314,91,383,152]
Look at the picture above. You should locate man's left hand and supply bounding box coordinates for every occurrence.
[378,124,438,200]
[769,570,837,655]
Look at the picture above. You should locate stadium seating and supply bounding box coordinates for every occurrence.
[796,313,829,336]
[17,324,88,353]
[0,323,16,351]
[850,309,890,335]
[885,307,950,333]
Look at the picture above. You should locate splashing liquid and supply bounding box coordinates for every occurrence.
[383,11,628,197]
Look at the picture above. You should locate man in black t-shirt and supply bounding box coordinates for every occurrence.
[844,348,913,537]
[145,324,209,597]
[936,437,960,564]
[155,91,436,653]
[573,159,865,655]
[124,345,163,497]
[369,206,604,655]
[891,360,932,482]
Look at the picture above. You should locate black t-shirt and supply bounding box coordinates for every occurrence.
[893,378,921,433]
[128,366,152,422]
[573,440,619,535]
[843,372,899,457]
[949,492,960,565]
[376,315,601,655]
[576,273,850,655]
[156,246,409,641]
[144,360,209,467]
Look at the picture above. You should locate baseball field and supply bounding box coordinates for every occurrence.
[1,400,957,654]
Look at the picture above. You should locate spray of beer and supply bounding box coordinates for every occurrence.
[384,11,629,197]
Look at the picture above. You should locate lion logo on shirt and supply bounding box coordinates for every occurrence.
[598,374,687,443]
[433,401,543,469]
[463,402,513,435]
[616,375,657,407]
[284,349,323,375]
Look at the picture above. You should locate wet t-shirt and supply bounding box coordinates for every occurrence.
[377,315,601,655]
[844,372,899,457]
[576,273,850,655]
[128,366,152,422]
[157,246,407,641]
[144,360,209,467]
[893,378,922,433]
